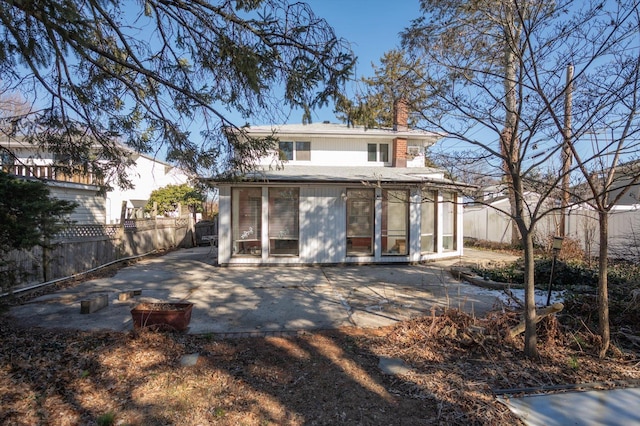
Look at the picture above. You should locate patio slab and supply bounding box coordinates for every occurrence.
[6,247,507,334]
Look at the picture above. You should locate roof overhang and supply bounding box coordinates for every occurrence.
[232,123,445,147]
[203,166,475,191]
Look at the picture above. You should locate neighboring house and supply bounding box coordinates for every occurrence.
[0,137,191,224]
[1,136,106,224]
[105,153,191,224]
[206,105,466,266]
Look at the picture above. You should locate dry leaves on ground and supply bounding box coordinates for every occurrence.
[1,308,639,425]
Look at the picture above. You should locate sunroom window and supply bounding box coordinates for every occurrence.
[231,188,262,256]
[382,189,409,255]
[346,189,374,256]
[268,188,299,256]
[367,143,389,162]
[421,190,437,253]
[442,192,457,251]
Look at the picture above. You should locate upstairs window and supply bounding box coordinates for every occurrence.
[367,144,377,161]
[279,141,310,161]
[367,143,389,162]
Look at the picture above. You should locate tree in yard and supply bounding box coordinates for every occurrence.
[334,49,433,129]
[0,0,355,188]
[145,183,205,217]
[0,171,76,289]
[402,0,640,357]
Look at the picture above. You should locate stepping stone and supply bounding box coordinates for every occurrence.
[118,289,142,301]
[180,353,200,367]
[80,294,108,314]
[378,356,413,376]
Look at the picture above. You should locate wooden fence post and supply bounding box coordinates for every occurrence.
[154,201,159,251]
[42,242,49,283]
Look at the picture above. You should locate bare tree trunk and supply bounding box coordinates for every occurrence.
[512,170,539,358]
[522,226,539,358]
[502,4,521,246]
[598,211,610,358]
[559,63,574,237]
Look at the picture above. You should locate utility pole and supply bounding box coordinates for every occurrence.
[559,63,573,237]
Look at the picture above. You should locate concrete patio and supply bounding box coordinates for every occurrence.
[7,247,515,335]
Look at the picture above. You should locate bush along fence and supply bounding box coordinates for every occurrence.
[2,215,195,292]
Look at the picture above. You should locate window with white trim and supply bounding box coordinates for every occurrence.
[346,189,374,256]
[367,143,389,162]
[279,141,310,161]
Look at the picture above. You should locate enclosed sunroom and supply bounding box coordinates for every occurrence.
[210,166,463,265]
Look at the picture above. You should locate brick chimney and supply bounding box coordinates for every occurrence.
[392,99,408,167]
[393,99,409,131]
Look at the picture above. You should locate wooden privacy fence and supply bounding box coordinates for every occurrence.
[2,216,194,290]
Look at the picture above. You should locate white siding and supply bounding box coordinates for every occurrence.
[217,186,232,264]
[105,155,190,223]
[409,188,422,263]
[217,183,464,266]
[49,183,106,224]
[259,137,398,167]
[299,186,345,263]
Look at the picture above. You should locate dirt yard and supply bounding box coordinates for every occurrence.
[1,306,639,425]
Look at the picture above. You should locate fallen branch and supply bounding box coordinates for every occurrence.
[509,303,564,339]
[502,288,524,309]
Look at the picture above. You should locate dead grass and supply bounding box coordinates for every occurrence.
[1,308,638,426]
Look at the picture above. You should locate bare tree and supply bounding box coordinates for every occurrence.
[403,0,640,357]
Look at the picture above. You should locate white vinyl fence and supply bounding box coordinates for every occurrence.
[464,204,557,245]
[565,207,640,260]
[464,203,640,260]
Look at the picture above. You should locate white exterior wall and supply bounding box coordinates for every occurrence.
[217,186,232,264]
[409,188,422,263]
[299,186,346,263]
[258,137,429,168]
[2,141,190,224]
[105,155,190,223]
[217,183,464,266]
[48,182,106,224]
[258,137,383,167]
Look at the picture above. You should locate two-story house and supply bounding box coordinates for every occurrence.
[208,106,465,265]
